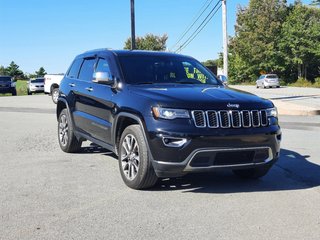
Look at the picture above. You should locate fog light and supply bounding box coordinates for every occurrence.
[162,137,187,147]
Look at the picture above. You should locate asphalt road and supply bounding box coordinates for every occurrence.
[1,95,320,240]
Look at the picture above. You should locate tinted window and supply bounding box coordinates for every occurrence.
[31,78,44,83]
[67,58,83,79]
[266,74,278,79]
[78,58,96,82]
[0,76,11,82]
[96,58,111,75]
[118,56,220,85]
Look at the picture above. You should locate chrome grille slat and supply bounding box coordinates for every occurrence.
[241,110,251,128]
[230,110,241,128]
[192,109,269,129]
[219,111,231,128]
[206,111,219,128]
[191,110,206,128]
[260,110,268,126]
[251,110,260,127]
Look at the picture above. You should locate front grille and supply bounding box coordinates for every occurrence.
[191,110,269,128]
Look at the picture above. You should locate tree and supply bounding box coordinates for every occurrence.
[311,0,320,6]
[229,0,288,83]
[0,65,7,75]
[35,67,47,77]
[5,61,24,79]
[279,2,320,80]
[124,33,168,51]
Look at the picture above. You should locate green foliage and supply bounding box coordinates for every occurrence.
[5,61,24,79]
[124,33,168,51]
[311,0,320,6]
[16,80,28,95]
[202,59,219,67]
[35,67,47,77]
[229,0,320,85]
[0,65,7,75]
[279,2,320,79]
[229,0,287,83]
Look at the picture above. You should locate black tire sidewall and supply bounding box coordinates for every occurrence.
[58,109,76,152]
[118,125,153,189]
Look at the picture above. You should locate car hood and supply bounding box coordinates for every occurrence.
[128,84,273,110]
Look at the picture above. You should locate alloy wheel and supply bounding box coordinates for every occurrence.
[59,114,69,147]
[121,134,140,180]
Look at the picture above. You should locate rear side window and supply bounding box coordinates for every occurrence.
[67,58,83,79]
[78,58,96,82]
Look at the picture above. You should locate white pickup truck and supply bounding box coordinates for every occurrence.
[44,74,64,103]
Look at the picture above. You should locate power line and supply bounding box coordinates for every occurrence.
[169,0,214,52]
[175,1,221,53]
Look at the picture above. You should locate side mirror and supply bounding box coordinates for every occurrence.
[92,72,114,85]
[218,75,228,86]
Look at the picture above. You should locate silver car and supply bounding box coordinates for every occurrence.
[256,74,280,88]
[27,78,45,95]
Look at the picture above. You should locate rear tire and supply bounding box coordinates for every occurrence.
[58,109,82,153]
[118,124,158,190]
[52,88,59,104]
[12,89,17,96]
[233,164,271,179]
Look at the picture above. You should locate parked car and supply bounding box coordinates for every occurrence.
[57,49,281,190]
[0,75,16,96]
[256,74,280,88]
[44,74,64,103]
[27,78,44,95]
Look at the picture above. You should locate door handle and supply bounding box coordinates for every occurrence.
[85,87,93,92]
[69,83,76,87]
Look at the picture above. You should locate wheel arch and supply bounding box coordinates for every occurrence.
[112,112,151,157]
[50,83,59,94]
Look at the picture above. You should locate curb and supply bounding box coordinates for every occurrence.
[272,100,320,116]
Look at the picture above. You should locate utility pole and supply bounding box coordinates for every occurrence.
[222,0,228,77]
[130,0,136,50]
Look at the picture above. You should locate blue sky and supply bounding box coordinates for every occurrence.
[0,0,311,74]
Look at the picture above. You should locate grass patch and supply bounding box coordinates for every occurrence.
[16,80,28,95]
[288,78,320,88]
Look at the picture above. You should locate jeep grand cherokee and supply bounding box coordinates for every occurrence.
[56,49,281,189]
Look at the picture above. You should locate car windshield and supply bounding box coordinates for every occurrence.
[118,55,221,86]
[31,78,44,83]
[266,75,278,79]
[0,76,11,82]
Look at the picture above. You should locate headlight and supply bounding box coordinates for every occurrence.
[152,107,190,120]
[266,107,278,118]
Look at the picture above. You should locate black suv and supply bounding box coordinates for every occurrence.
[0,76,17,96]
[57,49,281,189]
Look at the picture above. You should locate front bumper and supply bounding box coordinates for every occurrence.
[0,87,14,94]
[29,86,44,93]
[144,117,281,178]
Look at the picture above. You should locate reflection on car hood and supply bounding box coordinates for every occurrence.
[128,84,273,109]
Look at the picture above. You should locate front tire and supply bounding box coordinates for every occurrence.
[12,89,17,96]
[58,109,82,153]
[52,88,59,104]
[232,164,271,179]
[118,125,158,190]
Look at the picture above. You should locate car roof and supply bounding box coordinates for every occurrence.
[77,48,192,59]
